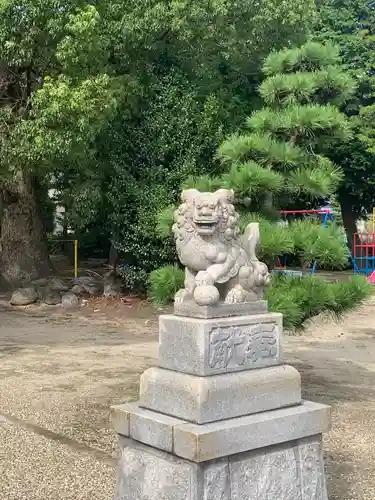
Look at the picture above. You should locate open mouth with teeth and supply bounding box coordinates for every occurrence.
[194,219,217,234]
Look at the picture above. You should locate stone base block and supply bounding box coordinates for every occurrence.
[139,365,301,423]
[115,433,328,500]
[174,300,268,318]
[159,312,283,376]
[112,400,330,462]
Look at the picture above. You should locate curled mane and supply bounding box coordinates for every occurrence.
[172,189,240,245]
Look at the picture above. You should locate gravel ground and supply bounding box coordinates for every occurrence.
[1,298,375,499]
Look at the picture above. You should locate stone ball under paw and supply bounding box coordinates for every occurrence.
[193,285,220,306]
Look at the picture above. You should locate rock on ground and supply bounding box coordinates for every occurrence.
[71,284,86,295]
[29,278,49,288]
[38,287,62,306]
[62,292,80,309]
[48,278,69,292]
[10,288,38,306]
[72,277,103,296]
[103,282,122,298]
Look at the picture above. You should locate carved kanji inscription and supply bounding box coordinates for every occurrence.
[209,323,279,370]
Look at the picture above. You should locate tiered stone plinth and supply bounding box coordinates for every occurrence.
[112,303,330,500]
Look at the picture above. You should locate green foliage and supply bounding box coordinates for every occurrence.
[156,206,175,239]
[260,67,356,107]
[120,266,149,293]
[148,265,184,304]
[265,274,372,330]
[162,42,353,271]
[359,103,375,153]
[205,42,354,211]
[221,162,284,200]
[0,0,319,282]
[247,104,351,145]
[327,275,373,317]
[109,79,226,286]
[148,269,372,329]
[290,219,348,268]
[218,133,305,168]
[182,175,223,192]
[263,42,340,75]
[102,2,320,287]
[314,0,375,244]
[239,213,295,262]
[239,215,348,269]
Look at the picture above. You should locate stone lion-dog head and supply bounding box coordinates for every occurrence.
[173,188,240,243]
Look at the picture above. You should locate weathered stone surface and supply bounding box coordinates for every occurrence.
[48,278,69,292]
[29,278,49,287]
[71,284,86,295]
[173,401,331,462]
[38,286,62,305]
[83,283,102,296]
[173,189,271,307]
[115,438,199,500]
[131,406,183,452]
[229,435,328,500]
[72,276,103,296]
[140,365,301,424]
[112,403,185,452]
[10,287,38,306]
[115,435,329,500]
[72,276,96,286]
[61,292,80,309]
[298,436,328,500]
[230,442,301,499]
[103,281,122,297]
[159,313,283,376]
[111,404,131,437]
[114,401,329,463]
[174,300,268,318]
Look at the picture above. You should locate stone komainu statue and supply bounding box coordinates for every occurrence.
[172,188,271,306]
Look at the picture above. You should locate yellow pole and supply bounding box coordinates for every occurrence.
[74,240,78,278]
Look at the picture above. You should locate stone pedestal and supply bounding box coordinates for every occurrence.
[112,308,331,500]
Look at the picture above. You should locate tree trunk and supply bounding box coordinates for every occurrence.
[339,198,358,254]
[0,176,53,287]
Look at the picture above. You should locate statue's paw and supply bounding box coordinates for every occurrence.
[174,289,192,303]
[225,285,246,304]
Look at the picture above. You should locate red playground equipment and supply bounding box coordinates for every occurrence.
[353,208,375,278]
[353,232,375,277]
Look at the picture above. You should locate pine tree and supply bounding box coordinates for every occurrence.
[150,42,373,329]
[181,42,356,268]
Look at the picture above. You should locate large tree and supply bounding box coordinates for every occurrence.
[0,1,122,285]
[315,0,375,248]
[2,0,317,289]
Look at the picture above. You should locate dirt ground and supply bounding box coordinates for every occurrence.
[1,296,375,500]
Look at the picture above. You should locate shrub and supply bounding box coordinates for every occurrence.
[266,274,372,330]
[119,265,150,294]
[148,268,373,329]
[326,275,374,318]
[148,265,184,304]
[290,219,349,269]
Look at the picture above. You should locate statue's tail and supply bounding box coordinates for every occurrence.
[241,222,260,262]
